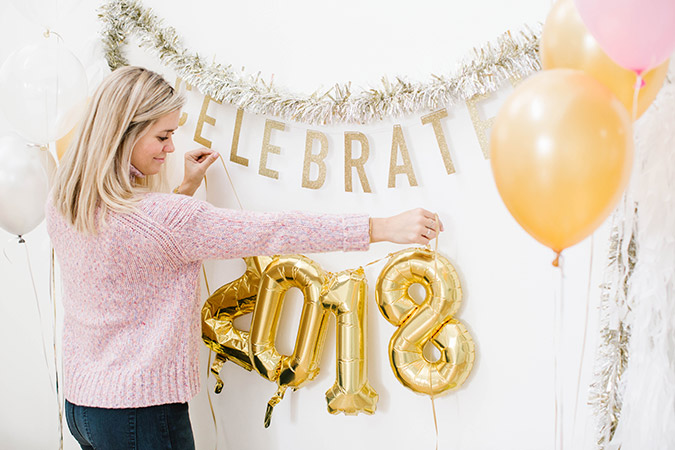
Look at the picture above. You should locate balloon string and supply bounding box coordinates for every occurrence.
[363,252,395,269]
[428,215,441,450]
[553,256,565,450]
[431,394,439,450]
[20,239,57,393]
[202,265,219,450]
[3,236,20,263]
[202,264,212,296]
[50,247,64,450]
[572,234,594,446]
[218,155,244,210]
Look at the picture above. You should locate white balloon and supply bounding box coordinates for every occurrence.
[0,135,50,236]
[9,0,83,30]
[0,38,88,145]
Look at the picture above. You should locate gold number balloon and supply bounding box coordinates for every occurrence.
[202,256,273,391]
[321,268,378,415]
[250,255,327,387]
[376,247,475,396]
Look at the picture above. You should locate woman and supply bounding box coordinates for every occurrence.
[47,66,442,449]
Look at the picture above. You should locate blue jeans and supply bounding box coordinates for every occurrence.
[65,399,196,449]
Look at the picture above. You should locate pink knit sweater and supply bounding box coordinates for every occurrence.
[46,193,369,408]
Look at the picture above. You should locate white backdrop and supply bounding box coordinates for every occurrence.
[0,0,611,449]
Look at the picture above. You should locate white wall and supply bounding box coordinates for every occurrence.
[0,0,610,449]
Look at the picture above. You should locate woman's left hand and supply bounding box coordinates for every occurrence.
[176,148,220,196]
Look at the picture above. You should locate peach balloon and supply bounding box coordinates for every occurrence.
[490,69,633,254]
[541,0,668,119]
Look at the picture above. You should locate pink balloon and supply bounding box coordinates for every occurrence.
[574,0,675,73]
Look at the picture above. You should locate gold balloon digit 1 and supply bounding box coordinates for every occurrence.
[202,256,273,392]
[322,268,378,415]
[375,248,475,396]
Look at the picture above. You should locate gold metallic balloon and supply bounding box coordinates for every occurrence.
[376,248,475,396]
[202,256,273,390]
[322,268,378,415]
[250,255,328,427]
[250,254,328,387]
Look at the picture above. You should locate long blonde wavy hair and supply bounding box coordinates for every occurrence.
[52,66,186,233]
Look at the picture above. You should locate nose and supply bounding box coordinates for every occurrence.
[164,138,175,153]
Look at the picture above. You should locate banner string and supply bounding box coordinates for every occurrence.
[218,155,244,210]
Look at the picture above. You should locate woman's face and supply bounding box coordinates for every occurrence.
[130,109,181,175]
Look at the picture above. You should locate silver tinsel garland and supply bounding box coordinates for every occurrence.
[98,0,542,125]
[589,220,636,448]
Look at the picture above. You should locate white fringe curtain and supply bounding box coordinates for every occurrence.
[604,69,675,449]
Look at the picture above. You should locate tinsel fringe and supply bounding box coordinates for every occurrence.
[607,72,675,450]
[589,222,636,448]
[98,0,542,125]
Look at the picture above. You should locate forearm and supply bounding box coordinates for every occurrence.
[178,204,370,261]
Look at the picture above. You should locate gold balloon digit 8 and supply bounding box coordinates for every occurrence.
[376,248,475,396]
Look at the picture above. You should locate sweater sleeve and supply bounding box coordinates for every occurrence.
[169,198,370,262]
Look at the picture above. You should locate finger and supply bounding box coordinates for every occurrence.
[424,216,442,233]
[413,234,428,245]
[417,208,434,219]
[199,151,220,162]
[202,152,220,168]
[423,229,437,240]
[430,214,444,232]
[186,148,215,160]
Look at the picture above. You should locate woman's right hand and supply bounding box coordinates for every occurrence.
[370,208,444,245]
[176,148,220,196]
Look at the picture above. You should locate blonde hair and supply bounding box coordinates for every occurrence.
[53,66,186,233]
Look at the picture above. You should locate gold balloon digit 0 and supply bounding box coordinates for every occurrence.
[201,256,273,391]
[250,255,327,388]
[376,248,475,396]
[249,255,329,427]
